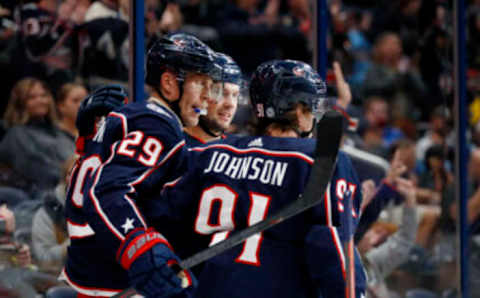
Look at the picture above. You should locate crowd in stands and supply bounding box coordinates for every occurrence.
[0,0,478,297]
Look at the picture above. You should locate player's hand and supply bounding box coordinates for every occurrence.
[117,228,196,298]
[76,85,127,137]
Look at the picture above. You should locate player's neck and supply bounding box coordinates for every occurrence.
[148,95,184,128]
[266,127,299,138]
[185,126,220,143]
[150,90,170,106]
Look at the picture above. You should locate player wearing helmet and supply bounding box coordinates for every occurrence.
[145,33,221,127]
[62,33,220,298]
[183,52,244,146]
[143,60,366,298]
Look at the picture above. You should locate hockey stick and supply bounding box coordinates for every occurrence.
[113,109,343,297]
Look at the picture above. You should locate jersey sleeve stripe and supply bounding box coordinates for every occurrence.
[67,219,95,239]
[123,194,147,228]
[109,112,128,137]
[329,227,347,281]
[190,144,314,164]
[89,142,127,240]
[325,183,333,226]
[163,176,182,189]
[59,269,122,297]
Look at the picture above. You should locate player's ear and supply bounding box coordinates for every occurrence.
[160,71,180,102]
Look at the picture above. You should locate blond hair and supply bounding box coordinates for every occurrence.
[3,78,58,128]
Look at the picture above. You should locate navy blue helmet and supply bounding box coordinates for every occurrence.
[145,33,221,86]
[214,52,243,85]
[250,60,327,120]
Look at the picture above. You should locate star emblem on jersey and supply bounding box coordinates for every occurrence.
[121,218,135,234]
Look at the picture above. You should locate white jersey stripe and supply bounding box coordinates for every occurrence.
[109,112,128,138]
[67,220,95,238]
[325,183,333,226]
[190,143,314,164]
[90,142,125,240]
[59,269,121,297]
[329,226,347,280]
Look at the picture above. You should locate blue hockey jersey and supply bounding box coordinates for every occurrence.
[143,135,365,298]
[62,98,190,296]
[183,131,228,147]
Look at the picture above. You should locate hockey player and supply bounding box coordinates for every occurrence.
[144,60,366,298]
[62,33,221,297]
[183,52,243,146]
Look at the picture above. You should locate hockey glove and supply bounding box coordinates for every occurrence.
[117,228,196,298]
[76,84,128,137]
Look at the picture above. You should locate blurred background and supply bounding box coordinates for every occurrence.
[0,0,478,297]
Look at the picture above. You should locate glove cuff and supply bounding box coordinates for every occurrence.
[75,136,87,156]
[117,228,172,270]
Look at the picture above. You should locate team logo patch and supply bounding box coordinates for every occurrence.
[173,39,187,48]
[292,66,305,77]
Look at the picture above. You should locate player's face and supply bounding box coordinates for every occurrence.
[294,103,314,136]
[179,73,214,127]
[206,82,239,131]
[25,83,51,119]
[58,86,88,122]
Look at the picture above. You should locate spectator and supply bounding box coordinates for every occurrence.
[346,9,373,95]
[0,78,74,191]
[468,10,480,70]
[361,32,427,121]
[78,0,129,90]
[84,0,125,22]
[361,96,404,157]
[415,106,451,163]
[0,204,59,297]
[55,82,88,140]
[369,0,422,57]
[145,0,181,43]
[445,148,480,228]
[416,145,453,206]
[31,156,75,275]
[419,26,452,118]
[216,0,280,75]
[358,177,418,298]
[0,1,17,116]
[13,0,79,92]
[216,0,309,75]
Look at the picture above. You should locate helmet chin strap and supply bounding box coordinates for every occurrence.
[297,118,316,138]
[199,116,223,138]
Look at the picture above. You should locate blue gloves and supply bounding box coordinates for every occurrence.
[117,228,196,298]
[76,84,128,137]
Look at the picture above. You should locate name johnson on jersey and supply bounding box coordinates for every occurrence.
[203,151,288,186]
